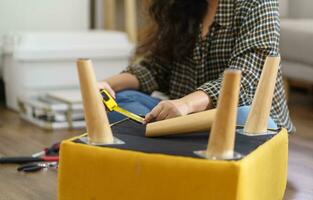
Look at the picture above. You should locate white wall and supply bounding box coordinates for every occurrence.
[289,0,313,19]
[0,0,90,78]
[279,0,289,18]
[0,0,89,33]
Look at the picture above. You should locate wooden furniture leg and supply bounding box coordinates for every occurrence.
[145,109,216,137]
[77,58,114,144]
[205,70,241,159]
[244,56,281,135]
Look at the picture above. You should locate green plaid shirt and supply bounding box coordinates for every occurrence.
[124,0,294,132]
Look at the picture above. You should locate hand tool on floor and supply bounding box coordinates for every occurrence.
[100,89,145,124]
[0,156,59,164]
[17,161,58,173]
[32,142,60,158]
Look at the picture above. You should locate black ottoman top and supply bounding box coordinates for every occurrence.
[76,119,276,160]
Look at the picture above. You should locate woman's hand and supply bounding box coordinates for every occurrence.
[98,81,116,99]
[145,91,212,123]
[145,99,190,123]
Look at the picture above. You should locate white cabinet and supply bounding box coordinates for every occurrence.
[3,31,134,110]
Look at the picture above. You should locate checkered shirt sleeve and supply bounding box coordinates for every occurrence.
[123,57,170,94]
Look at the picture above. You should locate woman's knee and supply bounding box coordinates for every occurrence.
[116,90,149,102]
[116,90,160,109]
[117,90,142,97]
[236,106,278,129]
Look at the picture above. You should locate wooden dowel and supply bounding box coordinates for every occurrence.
[145,109,216,137]
[104,0,116,30]
[124,0,137,43]
[244,56,281,135]
[77,59,114,144]
[206,70,241,159]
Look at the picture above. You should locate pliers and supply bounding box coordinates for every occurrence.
[0,143,60,164]
[17,162,58,173]
[0,156,59,164]
[32,143,60,158]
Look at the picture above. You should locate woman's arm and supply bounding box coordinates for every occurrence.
[98,73,139,98]
[99,57,171,97]
[123,57,171,94]
[103,73,140,92]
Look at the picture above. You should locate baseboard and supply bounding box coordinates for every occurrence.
[0,78,5,103]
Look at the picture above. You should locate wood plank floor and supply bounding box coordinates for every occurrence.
[284,91,313,200]
[0,91,312,200]
[0,107,84,199]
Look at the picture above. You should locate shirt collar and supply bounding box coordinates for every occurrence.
[214,0,235,27]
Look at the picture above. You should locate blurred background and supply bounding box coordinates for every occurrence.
[0,0,312,114]
[0,0,312,200]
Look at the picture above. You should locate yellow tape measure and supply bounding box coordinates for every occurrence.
[100,89,145,124]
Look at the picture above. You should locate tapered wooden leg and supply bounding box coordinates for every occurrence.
[77,58,114,144]
[145,109,217,137]
[244,56,281,135]
[206,70,241,159]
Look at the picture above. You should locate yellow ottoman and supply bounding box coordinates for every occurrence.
[58,119,288,200]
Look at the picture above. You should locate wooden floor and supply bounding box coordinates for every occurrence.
[284,91,313,200]
[0,91,312,200]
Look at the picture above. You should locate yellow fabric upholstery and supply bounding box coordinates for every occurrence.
[58,129,288,200]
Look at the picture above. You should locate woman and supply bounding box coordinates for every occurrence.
[99,0,294,133]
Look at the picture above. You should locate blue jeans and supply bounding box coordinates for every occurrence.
[108,90,278,129]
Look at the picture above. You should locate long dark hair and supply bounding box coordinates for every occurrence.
[136,0,209,63]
